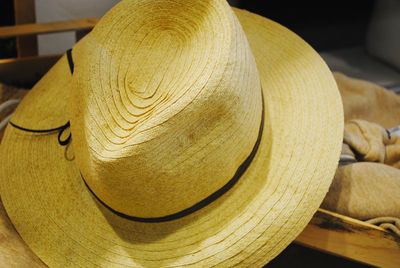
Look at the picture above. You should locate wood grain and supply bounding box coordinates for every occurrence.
[296,209,400,268]
[0,18,98,39]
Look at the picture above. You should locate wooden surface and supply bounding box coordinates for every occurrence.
[13,0,38,57]
[0,18,98,39]
[296,209,400,268]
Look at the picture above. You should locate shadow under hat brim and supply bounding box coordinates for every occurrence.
[0,8,343,267]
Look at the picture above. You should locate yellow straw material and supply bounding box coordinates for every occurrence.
[0,1,343,266]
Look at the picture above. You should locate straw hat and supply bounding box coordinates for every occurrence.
[0,0,343,267]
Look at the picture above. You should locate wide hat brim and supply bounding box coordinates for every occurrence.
[0,8,343,267]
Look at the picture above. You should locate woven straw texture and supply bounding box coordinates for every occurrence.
[70,0,262,218]
[0,1,343,267]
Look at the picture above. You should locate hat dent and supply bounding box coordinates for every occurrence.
[69,0,263,218]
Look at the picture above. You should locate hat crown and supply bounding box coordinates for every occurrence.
[70,0,262,218]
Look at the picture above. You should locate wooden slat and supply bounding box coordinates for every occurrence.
[13,0,38,57]
[296,209,400,268]
[0,18,98,39]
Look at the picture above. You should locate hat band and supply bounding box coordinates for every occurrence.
[8,49,265,223]
[82,99,264,223]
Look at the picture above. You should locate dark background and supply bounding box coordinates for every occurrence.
[230,0,375,51]
[0,0,17,58]
[1,0,376,58]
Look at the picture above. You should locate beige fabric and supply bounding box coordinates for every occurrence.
[334,72,400,128]
[344,120,389,163]
[343,119,400,168]
[386,134,400,169]
[323,74,400,234]
[322,162,400,220]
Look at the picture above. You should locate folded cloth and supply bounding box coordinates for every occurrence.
[326,75,400,234]
[343,119,400,168]
[334,72,400,128]
[321,162,400,220]
[386,126,400,169]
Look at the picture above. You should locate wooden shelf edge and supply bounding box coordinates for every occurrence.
[0,18,99,39]
[296,209,400,268]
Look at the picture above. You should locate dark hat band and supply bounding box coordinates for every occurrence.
[8,49,265,223]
